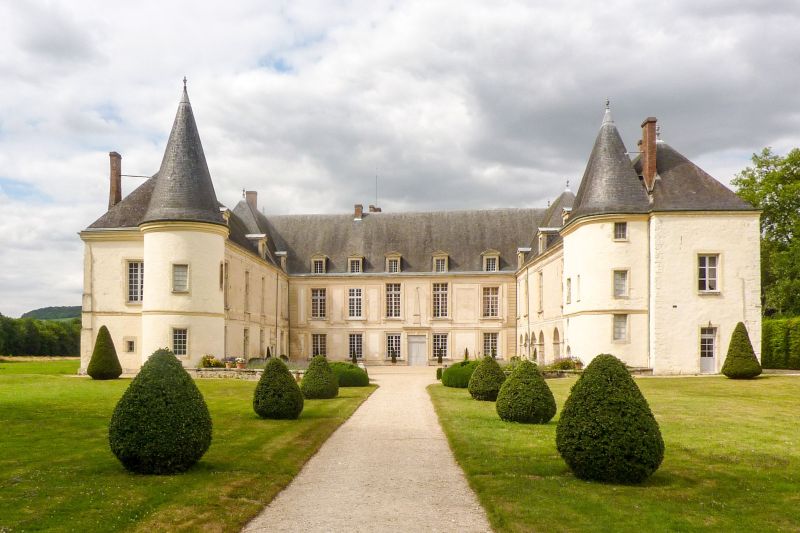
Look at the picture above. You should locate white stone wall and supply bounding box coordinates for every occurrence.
[516,247,565,364]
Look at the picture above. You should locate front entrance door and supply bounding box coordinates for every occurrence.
[700,327,717,374]
[408,335,427,366]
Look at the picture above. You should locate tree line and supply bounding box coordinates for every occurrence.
[0,314,80,356]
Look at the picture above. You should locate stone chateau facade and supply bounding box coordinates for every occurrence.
[80,87,761,374]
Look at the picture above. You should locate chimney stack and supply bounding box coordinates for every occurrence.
[354,204,363,220]
[246,190,258,212]
[108,151,122,209]
[368,204,382,213]
[641,117,657,191]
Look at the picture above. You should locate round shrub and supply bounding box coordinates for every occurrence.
[87,325,123,380]
[330,361,369,387]
[496,360,556,423]
[253,357,304,419]
[468,356,507,401]
[300,356,339,399]
[721,322,762,379]
[441,360,478,388]
[556,354,664,484]
[109,349,212,474]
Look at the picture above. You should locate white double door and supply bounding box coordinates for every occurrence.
[407,335,428,366]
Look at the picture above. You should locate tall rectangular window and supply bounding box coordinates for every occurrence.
[349,259,362,273]
[311,288,326,319]
[613,314,628,341]
[259,328,265,356]
[261,276,265,315]
[614,222,627,240]
[386,333,401,359]
[243,328,249,357]
[223,261,230,309]
[483,332,499,358]
[613,270,628,297]
[700,327,716,358]
[482,287,499,317]
[386,283,401,318]
[433,283,448,318]
[172,264,189,292]
[698,254,719,292]
[434,257,447,273]
[127,261,144,302]
[172,328,187,356]
[566,278,571,304]
[244,271,250,312]
[349,333,363,359]
[538,271,544,311]
[348,288,362,318]
[433,333,448,359]
[484,257,497,272]
[312,333,327,357]
[313,259,325,274]
[387,258,400,273]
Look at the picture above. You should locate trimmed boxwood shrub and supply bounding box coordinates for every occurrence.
[109,349,212,474]
[496,360,556,423]
[721,322,762,379]
[330,361,369,387]
[556,354,664,484]
[441,360,478,388]
[436,367,443,380]
[87,325,122,380]
[468,356,507,401]
[300,356,339,399]
[253,357,304,419]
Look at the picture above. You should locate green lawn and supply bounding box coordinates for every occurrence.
[0,361,375,532]
[0,357,80,375]
[430,376,800,533]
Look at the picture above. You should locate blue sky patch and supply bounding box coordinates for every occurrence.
[0,177,50,202]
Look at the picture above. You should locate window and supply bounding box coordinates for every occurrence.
[700,327,716,358]
[433,283,448,318]
[538,234,545,254]
[434,256,447,273]
[386,283,401,318]
[259,328,265,356]
[127,261,144,302]
[484,256,498,272]
[483,332,499,358]
[349,258,362,273]
[312,333,327,357]
[613,314,628,341]
[243,328,249,357]
[698,254,719,292]
[614,222,627,240]
[613,270,628,297]
[348,288,362,318]
[387,333,401,359]
[311,288,326,319]
[223,261,230,309]
[566,278,572,304]
[260,276,265,315]
[482,287,499,317]
[433,333,448,359]
[172,328,187,356]
[313,259,325,274]
[349,333,363,359]
[387,258,400,273]
[537,271,544,311]
[244,271,250,312]
[172,264,189,292]
[125,339,135,353]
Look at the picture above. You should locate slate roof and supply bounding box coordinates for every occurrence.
[88,176,156,229]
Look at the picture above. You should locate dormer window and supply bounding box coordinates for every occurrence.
[349,257,363,273]
[538,234,546,254]
[433,253,449,273]
[311,255,327,274]
[481,250,500,272]
[385,253,401,273]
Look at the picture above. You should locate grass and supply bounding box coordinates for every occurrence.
[429,375,800,533]
[0,357,80,375]
[0,360,375,532]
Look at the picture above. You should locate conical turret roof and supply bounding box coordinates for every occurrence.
[569,106,650,222]
[141,86,225,226]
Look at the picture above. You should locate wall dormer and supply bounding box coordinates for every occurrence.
[385,251,402,273]
[432,251,449,273]
[245,233,268,259]
[311,254,327,274]
[481,249,500,272]
[348,255,364,273]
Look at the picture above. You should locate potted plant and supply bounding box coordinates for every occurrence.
[235,357,246,369]
[223,357,235,369]
[436,348,443,365]
[390,349,397,364]
[463,348,469,361]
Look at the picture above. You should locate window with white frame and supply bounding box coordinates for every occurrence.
[700,327,716,358]
[312,333,327,357]
[483,332,499,358]
[433,283,448,318]
[386,333,401,359]
[433,333,448,359]
[613,270,628,297]
[387,257,400,273]
[349,258,362,273]
[386,283,401,318]
[613,314,628,341]
[223,261,230,309]
[172,264,188,292]
[348,288,362,318]
[260,276,265,315]
[434,256,447,273]
[349,333,363,359]
[127,261,144,302]
[482,287,499,317]
[244,271,250,312]
[311,288,326,319]
[614,222,628,240]
[484,256,498,272]
[312,258,325,274]
[125,339,135,353]
[172,328,187,356]
[537,271,544,311]
[698,254,719,292]
[566,278,572,304]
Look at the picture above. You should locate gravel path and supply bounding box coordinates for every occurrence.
[243,367,492,533]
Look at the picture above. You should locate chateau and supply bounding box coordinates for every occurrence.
[79,87,761,374]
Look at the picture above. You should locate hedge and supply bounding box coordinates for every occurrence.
[761,317,800,369]
[441,360,479,388]
[300,356,339,399]
[496,360,556,423]
[253,357,304,419]
[329,362,370,387]
[468,356,507,401]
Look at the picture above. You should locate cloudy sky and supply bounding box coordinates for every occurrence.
[1,0,799,317]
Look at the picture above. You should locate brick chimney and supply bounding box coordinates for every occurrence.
[354,204,363,220]
[246,190,258,212]
[641,117,657,191]
[108,151,122,209]
[368,204,382,213]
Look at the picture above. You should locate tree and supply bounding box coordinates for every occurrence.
[496,360,556,423]
[300,355,339,399]
[721,322,762,379]
[467,356,507,401]
[732,148,800,316]
[253,357,304,419]
[87,325,123,380]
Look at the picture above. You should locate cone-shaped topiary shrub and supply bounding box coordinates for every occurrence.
[441,360,478,388]
[253,357,304,419]
[556,354,664,484]
[468,356,507,401]
[300,355,339,399]
[329,361,369,387]
[109,349,212,474]
[496,360,556,423]
[87,325,123,380]
[721,322,762,379]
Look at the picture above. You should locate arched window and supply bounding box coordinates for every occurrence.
[538,331,545,364]
[553,328,561,359]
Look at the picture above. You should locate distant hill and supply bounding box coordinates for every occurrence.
[21,306,81,320]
